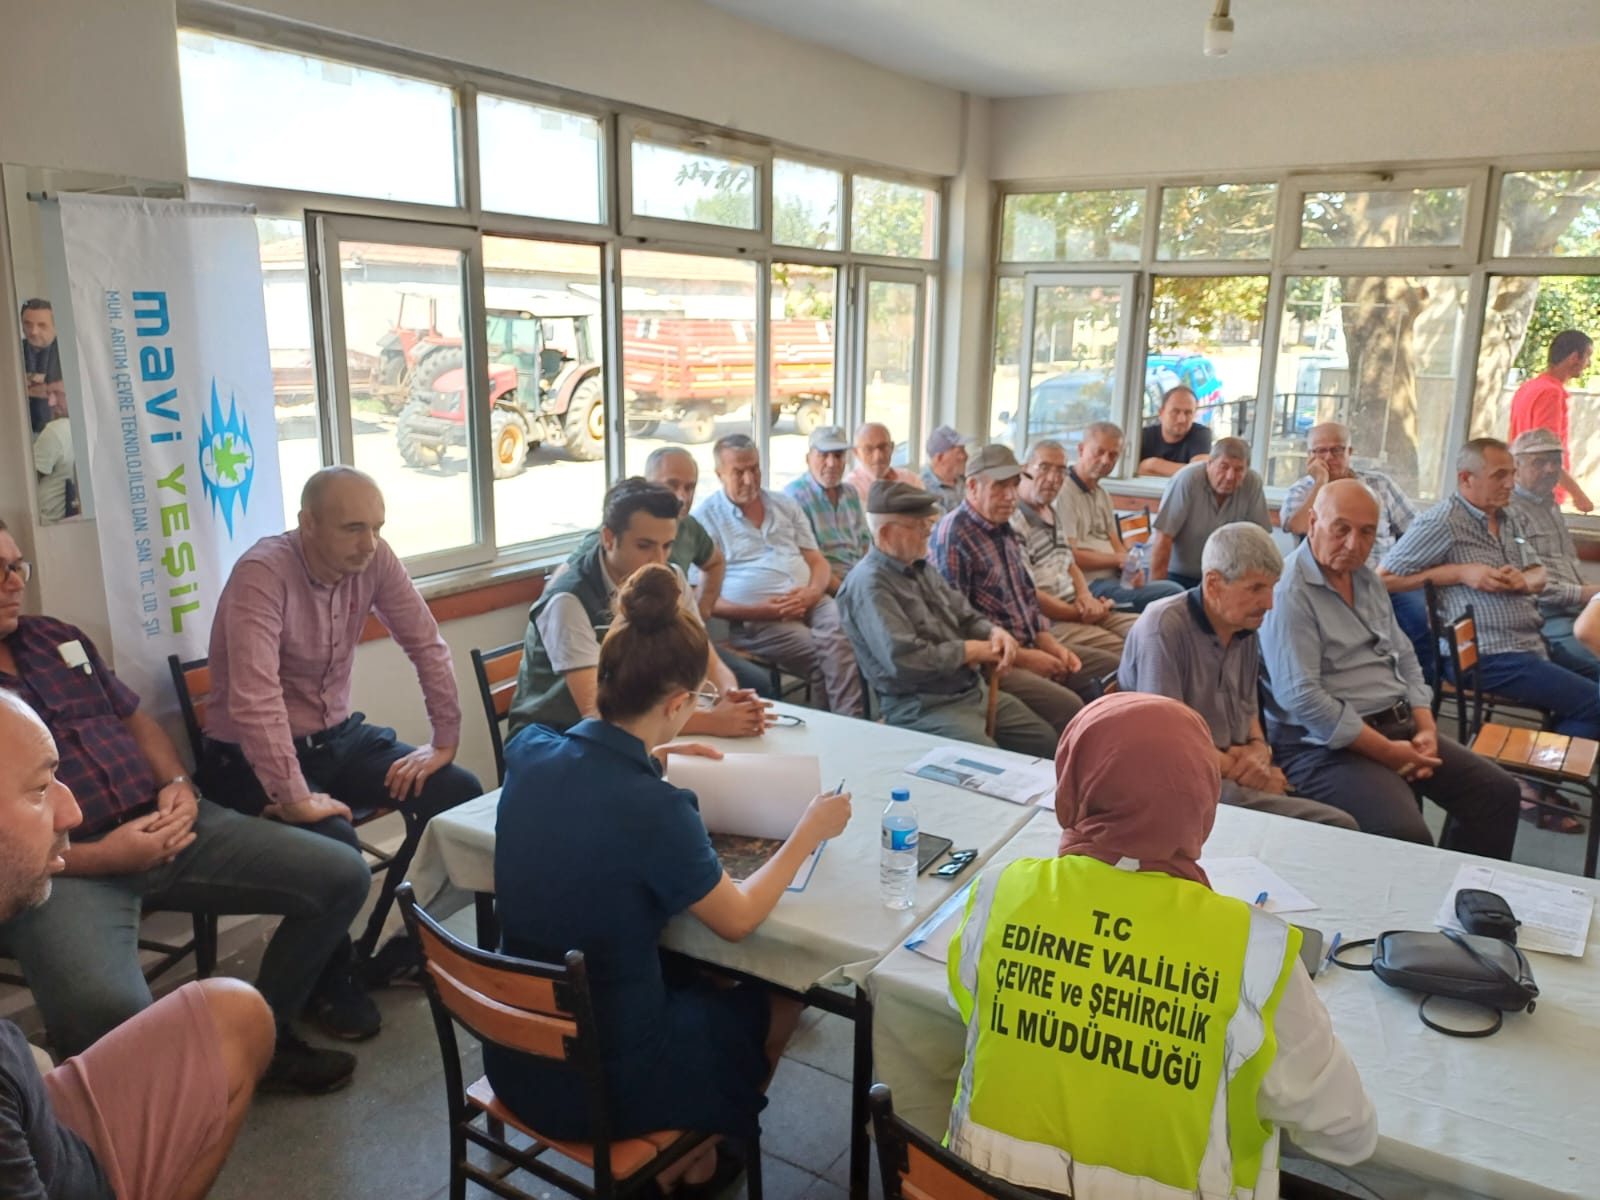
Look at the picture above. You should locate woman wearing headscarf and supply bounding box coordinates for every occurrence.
[946,693,1375,1199]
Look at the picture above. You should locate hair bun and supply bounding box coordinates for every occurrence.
[616,563,681,633]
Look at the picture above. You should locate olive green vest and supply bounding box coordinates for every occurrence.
[506,542,613,738]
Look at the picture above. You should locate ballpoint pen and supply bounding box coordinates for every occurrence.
[1323,931,1343,974]
[1253,891,1269,908]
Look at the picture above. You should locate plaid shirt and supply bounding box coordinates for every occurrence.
[1381,495,1546,658]
[929,502,1047,642]
[1,616,151,836]
[1509,486,1586,616]
[783,472,870,575]
[1279,467,1416,561]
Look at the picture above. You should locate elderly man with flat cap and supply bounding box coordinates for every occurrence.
[922,424,973,514]
[1508,427,1600,679]
[837,482,1057,757]
[784,424,871,593]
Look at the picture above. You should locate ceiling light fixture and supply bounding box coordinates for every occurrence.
[1204,0,1234,57]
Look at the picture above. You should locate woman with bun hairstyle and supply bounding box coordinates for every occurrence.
[486,562,852,1188]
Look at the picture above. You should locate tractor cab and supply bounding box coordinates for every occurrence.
[485,308,545,410]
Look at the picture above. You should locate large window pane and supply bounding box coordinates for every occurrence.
[768,265,838,491]
[990,278,1024,439]
[259,218,322,522]
[337,242,472,559]
[478,96,604,224]
[852,176,938,258]
[1494,171,1600,258]
[862,278,922,450]
[1019,283,1124,452]
[630,141,758,229]
[619,251,758,485]
[1157,183,1276,260]
[773,160,842,251]
[999,189,1143,262]
[1270,276,1466,500]
[1299,188,1467,249]
[178,31,457,205]
[1472,274,1600,512]
[1145,276,1268,444]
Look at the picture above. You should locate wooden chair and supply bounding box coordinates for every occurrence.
[470,641,523,786]
[1424,584,1550,742]
[167,653,415,960]
[1472,723,1600,877]
[868,1085,1037,1200]
[1117,507,1153,546]
[397,883,763,1200]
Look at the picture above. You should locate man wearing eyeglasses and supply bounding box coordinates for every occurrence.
[509,477,764,739]
[1280,422,1427,671]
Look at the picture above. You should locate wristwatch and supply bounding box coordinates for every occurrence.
[164,774,191,789]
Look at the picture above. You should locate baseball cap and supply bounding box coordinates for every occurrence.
[1510,429,1563,456]
[808,424,850,453]
[965,443,1024,483]
[925,425,974,457]
[866,480,940,516]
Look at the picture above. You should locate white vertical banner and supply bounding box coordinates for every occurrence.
[56,194,284,711]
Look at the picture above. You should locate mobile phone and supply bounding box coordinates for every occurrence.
[1291,924,1325,976]
[934,858,972,879]
[916,834,954,874]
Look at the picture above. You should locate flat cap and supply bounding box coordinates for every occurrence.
[808,424,850,452]
[965,443,1024,482]
[867,480,940,516]
[1510,428,1563,456]
[925,425,974,456]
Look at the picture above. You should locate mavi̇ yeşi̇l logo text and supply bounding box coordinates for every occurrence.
[199,380,256,536]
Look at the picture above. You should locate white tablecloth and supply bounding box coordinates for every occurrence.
[406,705,1047,994]
[866,805,1600,1200]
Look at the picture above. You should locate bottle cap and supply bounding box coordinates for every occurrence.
[891,788,910,802]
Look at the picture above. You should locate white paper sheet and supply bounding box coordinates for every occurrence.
[1434,864,1594,957]
[1198,856,1319,914]
[904,747,1053,806]
[667,753,822,839]
[905,882,976,964]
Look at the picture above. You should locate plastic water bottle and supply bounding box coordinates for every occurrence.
[880,788,919,910]
[1121,540,1148,588]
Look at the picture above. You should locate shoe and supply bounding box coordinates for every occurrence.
[360,934,425,989]
[304,964,383,1041]
[676,1146,748,1200]
[261,1028,356,1095]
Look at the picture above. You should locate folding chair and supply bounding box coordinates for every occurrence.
[398,883,763,1200]
[167,653,418,960]
[1424,584,1550,743]
[1471,723,1600,876]
[470,641,524,786]
[1117,506,1153,546]
[868,1084,1037,1200]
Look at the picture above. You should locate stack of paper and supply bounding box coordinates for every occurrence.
[667,753,827,893]
[905,747,1053,806]
[1435,864,1594,957]
[1198,857,1319,915]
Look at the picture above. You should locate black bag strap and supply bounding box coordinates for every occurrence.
[1328,937,1376,971]
[1331,932,1526,1037]
[1417,993,1503,1038]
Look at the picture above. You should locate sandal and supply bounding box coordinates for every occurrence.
[1517,783,1586,835]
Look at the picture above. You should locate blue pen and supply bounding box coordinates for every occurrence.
[1253,891,1269,908]
[1323,931,1343,972]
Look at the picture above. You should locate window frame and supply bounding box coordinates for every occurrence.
[1486,160,1600,274]
[618,117,772,248]
[1281,167,1491,271]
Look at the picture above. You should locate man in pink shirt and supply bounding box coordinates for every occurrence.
[847,421,922,501]
[200,466,481,1039]
[1509,329,1593,512]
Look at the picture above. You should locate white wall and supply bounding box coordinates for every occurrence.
[936,94,993,435]
[992,44,1600,181]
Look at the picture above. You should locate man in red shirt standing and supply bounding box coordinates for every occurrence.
[1509,329,1594,512]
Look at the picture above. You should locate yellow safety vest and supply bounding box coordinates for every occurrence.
[947,855,1300,1199]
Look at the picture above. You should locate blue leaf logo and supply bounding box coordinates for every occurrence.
[198,380,256,537]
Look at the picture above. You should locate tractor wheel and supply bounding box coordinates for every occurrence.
[379,351,406,387]
[627,419,661,437]
[490,408,530,479]
[562,375,605,462]
[793,399,827,437]
[678,405,716,444]
[409,346,465,407]
[396,403,444,469]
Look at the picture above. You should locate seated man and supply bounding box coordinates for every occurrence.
[1262,480,1521,855]
[509,477,765,738]
[1508,428,1600,679]
[1119,522,1356,827]
[784,425,871,593]
[0,690,274,1199]
[921,424,972,514]
[1280,421,1428,672]
[837,482,1057,758]
[1380,438,1600,739]
[1012,438,1137,677]
[1056,421,1184,612]
[200,466,484,1027]
[1149,437,1271,589]
[567,446,771,696]
[930,443,1101,733]
[848,421,922,501]
[695,434,864,716]
[0,521,369,1090]
[1137,384,1212,477]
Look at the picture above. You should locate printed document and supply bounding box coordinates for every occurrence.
[905,746,1053,806]
[1435,864,1594,956]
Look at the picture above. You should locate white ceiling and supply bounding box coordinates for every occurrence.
[700,0,1600,97]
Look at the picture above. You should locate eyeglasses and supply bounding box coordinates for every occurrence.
[1308,445,1350,458]
[0,560,32,584]
[693,681,721,712]
[1023,465,1067,480]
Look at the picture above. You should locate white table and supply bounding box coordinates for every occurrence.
[405,703,1050,1197]
[866,805,1600,1200]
